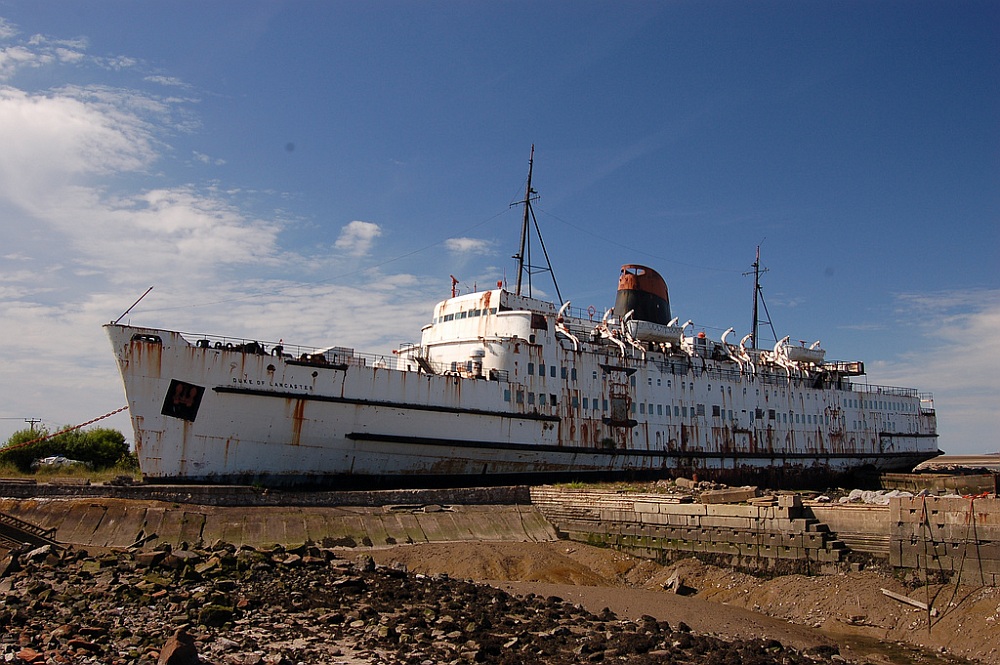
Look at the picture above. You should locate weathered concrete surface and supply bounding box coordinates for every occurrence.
[0,498,557,550]
[807,503,891,554]
[530,487,847,573]
[0,480,531,507]
[882,472,997,495]
[890,494,1000,585]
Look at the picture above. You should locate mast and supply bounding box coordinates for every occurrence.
[750,246,761,349]
[744,244,776,349]
[514,145,534,297]
[510,145,563,304]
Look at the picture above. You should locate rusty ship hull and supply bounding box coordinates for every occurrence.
[106,274,939,487]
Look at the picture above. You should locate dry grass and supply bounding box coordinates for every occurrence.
[0,460,141,484]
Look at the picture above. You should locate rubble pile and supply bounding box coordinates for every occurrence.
[0,542,846,665]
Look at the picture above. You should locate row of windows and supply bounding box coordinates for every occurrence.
[436,307,498,323]
[501,391,832,427]
[526,362,578,381]
[843,397,915,413]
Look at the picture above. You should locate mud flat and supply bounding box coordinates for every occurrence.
[2,489,998,664]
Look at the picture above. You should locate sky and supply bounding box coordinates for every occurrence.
[0,2,997,456]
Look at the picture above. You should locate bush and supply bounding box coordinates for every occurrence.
[0,426,131,473]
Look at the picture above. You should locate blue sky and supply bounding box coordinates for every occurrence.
[0,2,997,455]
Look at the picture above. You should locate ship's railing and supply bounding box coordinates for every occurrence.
[176,331,396,370]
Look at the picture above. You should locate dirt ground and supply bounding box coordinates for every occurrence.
[369,541,1000,665]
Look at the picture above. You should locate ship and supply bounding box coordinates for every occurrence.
[106,149,940,488]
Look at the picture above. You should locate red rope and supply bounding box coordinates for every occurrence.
[2,406,129,452]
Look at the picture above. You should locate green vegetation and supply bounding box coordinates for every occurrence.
[0,426,139,479]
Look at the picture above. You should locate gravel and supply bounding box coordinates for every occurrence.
[0,542,852,665]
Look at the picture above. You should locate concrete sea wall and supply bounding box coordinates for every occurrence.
[0,497,557,550]
[529,487,846,573]
[890,495,1000,585]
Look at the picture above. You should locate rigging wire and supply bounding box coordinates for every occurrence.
[535,207,742,275]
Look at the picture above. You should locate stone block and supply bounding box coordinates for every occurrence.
[700,487,759,504]
[700,516,753,530]
[633,501,660,514]
[662,504,709,517]
[778,494,802,509]
[637,512,669,526]
[705,504,757,518]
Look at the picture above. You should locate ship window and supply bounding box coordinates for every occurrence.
[768,409,775,420]
[583,397,589,410]
[630,376,636,387]
[682,406,687,417]
[632,404,637,414]
[572,396,579,408]
[530,313,548,330]
[674,406,679,417]
[528,362,534,375]
[540,393,547,406]
[658,404,663,416]
[539,363,545,376]
[573,368,579,381]
[516,391,524,404]
[444,314,454,322]
[648,377,653,386]
[728,410,733,421]
[640,403,645,414]
[561,367,568,379]
[451,362,457,372]
[795,414,800,424]
[471,309,480,317]
[603,399,609,411]
[550,366,556,378]
[458,311,467,319]
[504,389,511,402]
[528,393,535,405]
[697,404,705,417]
[713,405,721,417]
[551,394,558,406]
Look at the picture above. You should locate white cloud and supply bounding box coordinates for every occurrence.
[0,17,17,40]
[445,236,495,255]
[335,220,382,256]
[872,289,1000,455]
[192,150,225,166]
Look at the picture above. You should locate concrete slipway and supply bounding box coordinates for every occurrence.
[0,497,558,550]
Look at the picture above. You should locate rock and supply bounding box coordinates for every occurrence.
[157,629,199,665]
